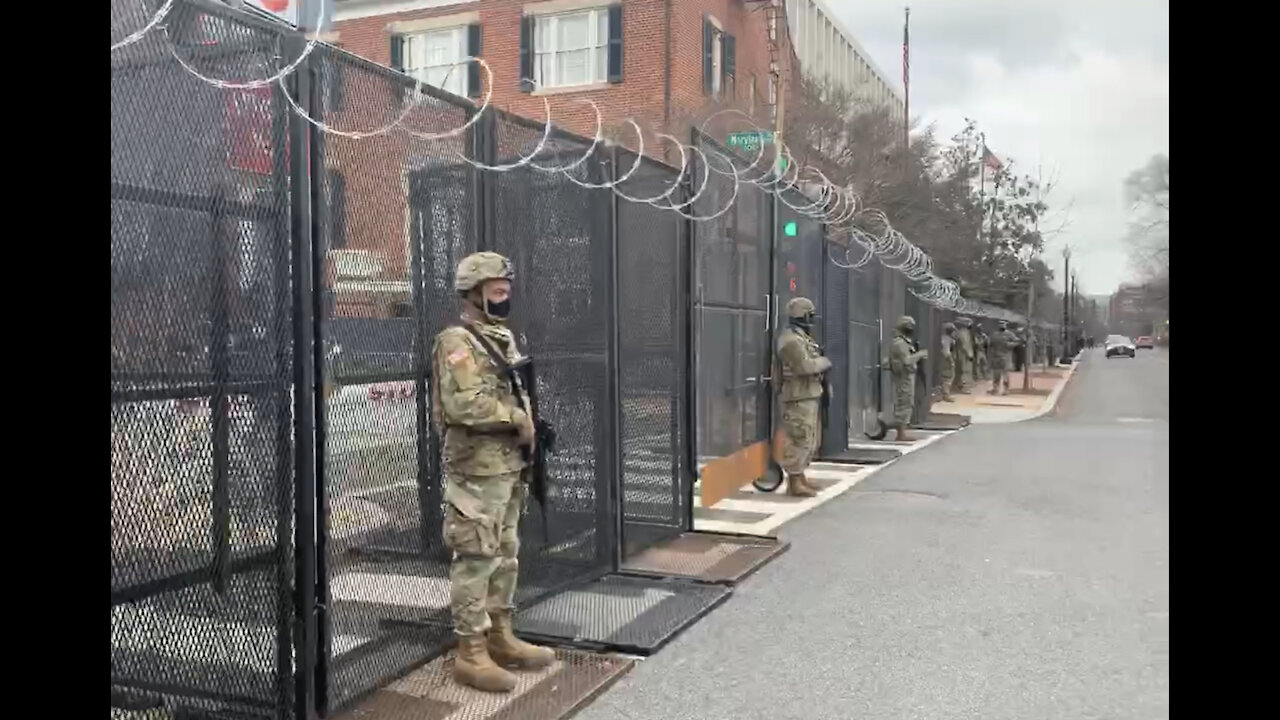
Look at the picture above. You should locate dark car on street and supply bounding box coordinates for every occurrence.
[1105,334,1136,358]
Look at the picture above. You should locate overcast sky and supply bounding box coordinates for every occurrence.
[828,0,1169,296]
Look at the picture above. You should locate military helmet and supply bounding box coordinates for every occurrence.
[455,251,514,293]
[895,315,916,331]
[786,297,816,318]
[955,316,972,327]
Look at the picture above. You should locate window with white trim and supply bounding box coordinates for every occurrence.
[534,8,610,88]
[403,26,468,97]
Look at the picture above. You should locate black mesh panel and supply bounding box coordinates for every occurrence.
[111,2,296,717]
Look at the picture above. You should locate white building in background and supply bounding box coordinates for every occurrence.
[785,0,904,119]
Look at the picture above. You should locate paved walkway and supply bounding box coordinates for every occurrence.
[691,359,1082,536]
[932,360,1079,424]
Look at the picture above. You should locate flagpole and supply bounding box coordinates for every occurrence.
[902,7,910,151]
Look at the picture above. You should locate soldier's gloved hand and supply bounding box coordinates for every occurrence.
[814,357,832,373]
[515,410,536,449]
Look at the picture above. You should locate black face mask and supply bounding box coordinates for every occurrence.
[791,314,815,332]
[473,296,511,320]
[484,298,511,320]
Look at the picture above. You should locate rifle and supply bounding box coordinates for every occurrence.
[815,339,831,433]
[461,326,557,542]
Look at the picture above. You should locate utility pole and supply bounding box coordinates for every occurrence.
[1059,245,1071,363]
[1023,279,1034,391]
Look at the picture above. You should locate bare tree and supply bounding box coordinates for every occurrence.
[1123,153,1169,290]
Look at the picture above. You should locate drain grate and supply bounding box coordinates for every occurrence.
[330,648,633,720]
[619,532,789,584]
[820,447,902,465]
[513,575,731,655]
[912,413,969,431]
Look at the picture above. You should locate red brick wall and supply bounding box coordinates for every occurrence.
[324,0,792,316]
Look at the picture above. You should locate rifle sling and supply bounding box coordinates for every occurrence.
[460,324,531,416]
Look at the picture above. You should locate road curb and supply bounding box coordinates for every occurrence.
[1022,353,1084,421]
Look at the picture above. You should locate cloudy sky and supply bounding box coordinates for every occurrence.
[828,0,1169,296]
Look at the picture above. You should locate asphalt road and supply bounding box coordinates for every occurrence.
[577,347,1169,720]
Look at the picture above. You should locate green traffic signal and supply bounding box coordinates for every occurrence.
[783,221,798,237]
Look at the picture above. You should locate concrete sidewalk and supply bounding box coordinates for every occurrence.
[931,359,1079,424]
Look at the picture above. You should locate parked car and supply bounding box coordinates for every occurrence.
[1135,336,1154,349]
[1105,335,1136,358]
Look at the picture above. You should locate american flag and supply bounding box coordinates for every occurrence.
[982,145,1004,173]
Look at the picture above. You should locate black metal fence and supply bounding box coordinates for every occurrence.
[112,2,697,717]
[112,3,1043,717]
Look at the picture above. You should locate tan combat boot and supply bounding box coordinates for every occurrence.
[894,424,915,442]
[795,472,821,495]
[488,611,556,670]
[786,474,817,497]
[454,633,517,692]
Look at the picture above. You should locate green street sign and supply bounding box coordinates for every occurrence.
[783,221,798,237]
[726,130,775,151]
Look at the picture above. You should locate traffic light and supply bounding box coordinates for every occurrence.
[783,221,798,237]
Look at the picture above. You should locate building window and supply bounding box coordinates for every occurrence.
[703,17,734,99]
[402,26,468,97]
[534,8,610,88]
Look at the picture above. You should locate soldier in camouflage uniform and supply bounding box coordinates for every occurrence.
[987,320,1018,396]
[775,297,831,497]
[973,324,990,382]
[431,252,556,693]
[939,321,956,403]
[953,317,975,394]
[889,316,928,440]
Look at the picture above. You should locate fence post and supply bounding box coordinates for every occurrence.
[677,164,698,529]
[306,50,336,714]
[208,185,232,597]
[286,34,321,720]
[605,145,624,566]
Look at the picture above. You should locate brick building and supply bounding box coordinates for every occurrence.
[321,0,797,316]
[331,0,791,146]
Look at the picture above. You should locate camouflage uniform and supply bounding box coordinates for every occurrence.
[889,316,928,440]
[939,322,956,402]
[953,317,975,393]
[432,252,554,694]
[775,297,830,498]
[973,327,989,381]
[987,321,1018,395]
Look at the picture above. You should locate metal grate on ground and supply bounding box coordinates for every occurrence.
[329,649,633,720]
[911,416,971,431]
[618,532,789,585]
[512,574,731,656]
[819,447,903,465]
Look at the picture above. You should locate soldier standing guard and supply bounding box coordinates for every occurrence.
[775,297,831,498]
[939,321,956,403]
[987,320,1019,396]
[431,252,556,693]
[887,316,929,441]
[973,324,990,381]
[953,317,975,394]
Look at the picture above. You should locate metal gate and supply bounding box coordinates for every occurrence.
[689,132,777,507]
[846,262,883,440]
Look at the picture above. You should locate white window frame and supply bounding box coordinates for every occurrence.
[534,7,610,89]
[403,25,468,97]
[710,25,723,97]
